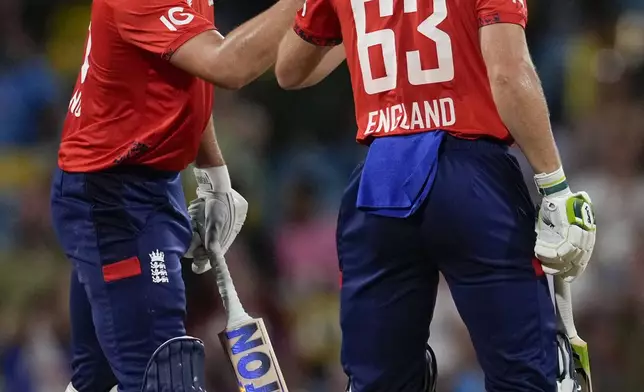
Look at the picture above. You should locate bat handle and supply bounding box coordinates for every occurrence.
[553,276,579,340]
[212,253,251,327]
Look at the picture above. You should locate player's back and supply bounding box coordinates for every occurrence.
[299,0,528,144]
[59,0,217,172]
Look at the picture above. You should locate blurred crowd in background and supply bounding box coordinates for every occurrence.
[0,0,643,391]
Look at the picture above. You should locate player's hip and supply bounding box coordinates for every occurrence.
[338,133,536,266]
[51,166,191,251]
[427,134,535,228]
[342,133,532,217]
[52,164,186,206]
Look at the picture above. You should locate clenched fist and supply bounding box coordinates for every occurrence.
[534,167,596,282]
[185,166,248,274]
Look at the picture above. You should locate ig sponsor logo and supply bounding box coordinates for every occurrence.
[160,7,195,31]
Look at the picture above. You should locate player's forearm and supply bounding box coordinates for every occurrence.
[488,62,562,174]
[299,46,345,87]
[212,0,303,89]
[195,117,225,168]
[276,37,343,89]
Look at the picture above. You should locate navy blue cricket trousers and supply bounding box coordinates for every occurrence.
[51,166,192,392]
[337,135,557,392]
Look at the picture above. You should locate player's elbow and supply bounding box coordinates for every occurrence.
[207,62,248,89]
[275,63,306,90]
[276,74,305,90]
[206,68,252,90]
[487,59,536,88]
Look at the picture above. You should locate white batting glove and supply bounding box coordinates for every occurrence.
[186,198,211,274]
[534,167,596,282]
[185,166,248,274]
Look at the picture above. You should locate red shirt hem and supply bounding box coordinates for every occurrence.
[478,12,527,28]
[293,23,342,47]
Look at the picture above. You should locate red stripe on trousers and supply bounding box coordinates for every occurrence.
[532,257,545,277]
[103,256,142,282]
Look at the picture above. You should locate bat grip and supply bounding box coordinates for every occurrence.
[212,254,251,327]
[553,277,579,340]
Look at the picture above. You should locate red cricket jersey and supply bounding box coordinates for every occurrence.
[58,0,217,172]
[294,0,528,144]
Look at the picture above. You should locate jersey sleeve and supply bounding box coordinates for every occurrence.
[112,0,216,59]
[293,0,342,46]
[477,0,528,28]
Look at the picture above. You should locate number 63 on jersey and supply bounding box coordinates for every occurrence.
[293,0,528,140]
[351,0,455,95]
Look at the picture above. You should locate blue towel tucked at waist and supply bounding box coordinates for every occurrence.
[357,131,445,218]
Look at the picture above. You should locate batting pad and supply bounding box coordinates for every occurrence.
[142,336,206,392]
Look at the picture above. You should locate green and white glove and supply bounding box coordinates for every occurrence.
[185,166,248,274]
[534,167,596,282]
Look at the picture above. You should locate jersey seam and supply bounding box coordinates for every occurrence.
[84,173,123,369]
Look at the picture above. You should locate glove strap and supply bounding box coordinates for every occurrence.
[534,167,570,197]
[194,165,232,193]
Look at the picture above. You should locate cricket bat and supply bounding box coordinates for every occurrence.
[553,277,593,392]
[211,253,289,392]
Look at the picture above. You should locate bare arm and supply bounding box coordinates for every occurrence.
[298,44,346,88]
[170,0,303,90]
[195,116,225,168]
[275,29,345,89]
[480,23,561,174]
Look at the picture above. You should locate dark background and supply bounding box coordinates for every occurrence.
[1,0,643,391]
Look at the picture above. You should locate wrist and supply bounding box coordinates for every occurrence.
[534,167,571,197]
[194,165,232,193]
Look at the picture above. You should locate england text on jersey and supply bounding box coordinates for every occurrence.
[363,98,457,136]
[294,0,529,144]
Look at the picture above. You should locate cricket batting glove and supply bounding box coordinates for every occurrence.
[186,166,248,274]
[534,167,596,282]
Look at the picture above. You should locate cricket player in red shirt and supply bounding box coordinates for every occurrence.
[50,0,302,391]
[275,0,597,391]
